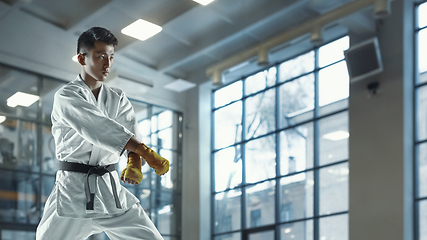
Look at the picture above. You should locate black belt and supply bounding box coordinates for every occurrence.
[58,161,122,210]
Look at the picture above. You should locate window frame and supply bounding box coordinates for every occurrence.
[211,35,350,240]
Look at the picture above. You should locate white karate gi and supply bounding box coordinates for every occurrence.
[36,75,163,240]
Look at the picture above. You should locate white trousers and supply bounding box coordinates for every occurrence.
[36,203,164,240]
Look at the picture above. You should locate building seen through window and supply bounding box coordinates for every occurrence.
[212,36,349,240]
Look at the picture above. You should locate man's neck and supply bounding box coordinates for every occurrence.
[80,73,102,91]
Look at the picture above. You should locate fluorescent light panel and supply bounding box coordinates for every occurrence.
[193,0,214,5]
[72,55,79,63]
[121,19,162,41]
[7,92,40,107]
[323,130,349,141]
[164,79,196,92]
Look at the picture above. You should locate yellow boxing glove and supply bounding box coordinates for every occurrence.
[120,152,143,184]
[135,143,170,175]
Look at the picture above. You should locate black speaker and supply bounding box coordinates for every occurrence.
[344,37,383,83]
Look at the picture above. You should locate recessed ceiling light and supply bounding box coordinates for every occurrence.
[0,116,6,124]
[193,0,214,5]
[121,19,162,41]
[72,55,79,63]
[164,79,196,92]
[323,130,349,141]
[7,92,40,107]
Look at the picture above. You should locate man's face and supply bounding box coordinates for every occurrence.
[82,41,114,81]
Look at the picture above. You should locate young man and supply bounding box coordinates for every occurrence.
[36,27,169,240]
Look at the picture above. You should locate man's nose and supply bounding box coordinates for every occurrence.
[104,57,113,67]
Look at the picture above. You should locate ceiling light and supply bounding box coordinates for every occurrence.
[121,19,162,41]
[72,55,79,63]
[164,79,196,92]
[158,205,171,214]
[323,130,349,141]
[193,0,214,5]
[7,92,40,107]
[0,116,6,124]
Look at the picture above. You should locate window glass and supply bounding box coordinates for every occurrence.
[157,204,178,235]
[158,110,173,130]
[319,214,348,240]
[246,180,275,228]
[416,85,427,141]
[214,146,242,192]
[158,128,173,149]
[248,230,275,240]
[0,67,40,120]
[214,232,241,240]
[417,142,427,198]
[42,124,57,174]
[319,163,349,215]
[318,111,349,166]
[214,189,242,234]
[245,67,276,95]
[245,135,276,184]
[41,77,64,125]
[279,51,315,82]
[280,74,314,128]
[214,101,242,149]
[151,115,158,133]
[0,118,39,171]
[419,200,427,239]
[319,61,349,107]
[280,172,314,221]
[280,123,313,175]
[214,80,243,108]
[245,89,276,139]
[318,36,349,68]
[41,176,55,212]
[0,171,40,224]
[280,220,313,240]
[1,230,36,240]
[138,119,152,146]
[137,187,151,210]
[418,29,427,84]
[418,2,427,29]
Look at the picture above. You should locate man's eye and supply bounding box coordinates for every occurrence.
[99,55,105,59]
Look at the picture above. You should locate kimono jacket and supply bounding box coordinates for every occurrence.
[47,75,140,219]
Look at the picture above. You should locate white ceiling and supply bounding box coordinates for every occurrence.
[0,0,386,91]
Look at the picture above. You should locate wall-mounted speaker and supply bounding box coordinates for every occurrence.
[344,37,383,83]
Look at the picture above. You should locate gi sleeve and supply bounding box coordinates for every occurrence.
[53,88,134,155]
[115,92,143,158]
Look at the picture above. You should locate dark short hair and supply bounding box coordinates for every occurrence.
[77,27,118,54]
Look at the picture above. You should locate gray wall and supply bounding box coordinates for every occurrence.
[348,0,413,239]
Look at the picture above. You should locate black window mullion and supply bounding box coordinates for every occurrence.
[241,77,247,234]
[275,62,281,240]
[313,47,320,240]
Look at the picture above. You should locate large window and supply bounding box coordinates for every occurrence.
[0,64,183,240]
[212,36,349,240]
[415,2,427,240]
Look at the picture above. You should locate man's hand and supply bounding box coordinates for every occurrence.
[135,143,170,175]
[120,152,143,185]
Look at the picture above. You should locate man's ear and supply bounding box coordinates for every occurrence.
[77,53,86,66]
